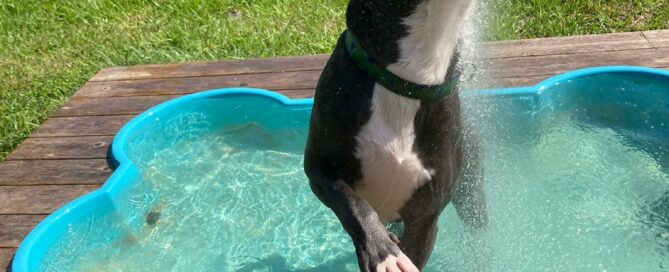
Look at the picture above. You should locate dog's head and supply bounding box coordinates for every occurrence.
[344,0,471,99]
[345,0,423,67]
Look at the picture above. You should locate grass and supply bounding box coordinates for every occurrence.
[0,0,347,160]
[0,0,668,161]
[487,0,669,40]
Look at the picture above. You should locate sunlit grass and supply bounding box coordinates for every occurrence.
[487,0,669,40]
[0,0,347,160]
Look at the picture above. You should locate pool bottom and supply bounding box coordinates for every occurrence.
[39,111,669,272]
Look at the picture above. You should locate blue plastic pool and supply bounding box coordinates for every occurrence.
[13,66,669,271]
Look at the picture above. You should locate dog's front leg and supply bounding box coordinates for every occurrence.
[399,213,440,270]
[307,169,419,272]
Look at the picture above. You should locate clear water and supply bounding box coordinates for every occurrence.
[39,99,669,271]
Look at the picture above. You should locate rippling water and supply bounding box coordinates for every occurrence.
[39,102,669,271]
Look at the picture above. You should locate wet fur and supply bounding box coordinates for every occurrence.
[304,0,487,271]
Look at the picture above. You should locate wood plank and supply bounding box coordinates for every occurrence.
[459,75,550,90]
[54,95,177,117]
[0,215,47,248]
[33,115,134,137]
[0,185,100,214]
[5,136,113,161]
[487,47,669,78]
[277,88,316,99]
[0,160,111,186]
[1,248,14,272]
[76,70,322,98]
[53,89,315,118]
[487,75,553,88]
[643,30,669,48]
[85,47,668,99]
[91,55,329,82]
[484,31,652,58]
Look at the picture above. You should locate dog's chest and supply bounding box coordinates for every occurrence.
[354,85,433,222]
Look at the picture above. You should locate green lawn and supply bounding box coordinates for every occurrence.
[0,0,347,160]
[1,0,668,160]
[487,0,669,40]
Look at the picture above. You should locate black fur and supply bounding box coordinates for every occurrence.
[345,0,423,65]
[304,1,487,271]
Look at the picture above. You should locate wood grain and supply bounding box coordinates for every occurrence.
[0,185,100,214]
[53,95,178,117]
[0,160,111,186]
[643,30,669,48]
[6,136,113,161]
[77,70,322,98]
[54,89,315,118]
[91,54,329,82]
[0,215,47,248]
[487,47,669,78]
[275,88,316,99]
[1,248,15,272]
[483,75,552,89]
[485,31,652,58]
[34,115,134,137]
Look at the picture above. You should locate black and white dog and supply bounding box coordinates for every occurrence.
[305,0,487,271]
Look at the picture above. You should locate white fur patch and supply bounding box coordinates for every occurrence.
[354,86,433,222]
[387,0,473,85]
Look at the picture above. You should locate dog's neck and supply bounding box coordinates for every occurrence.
[346,0,472,85]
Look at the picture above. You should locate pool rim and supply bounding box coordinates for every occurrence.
[12,65,669,272]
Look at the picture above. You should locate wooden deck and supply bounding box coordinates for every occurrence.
[2,29,669,270]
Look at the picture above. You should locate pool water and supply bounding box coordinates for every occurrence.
[35,70,669,271]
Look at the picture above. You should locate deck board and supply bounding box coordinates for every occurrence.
[34,115,135,137]
[2,29,669,271]
[644,30,669,48]
[53,89,315,118]
[6,136,113,161]
[0,160,110,186]
[90,55,329,82]
[484,31,652,58]
[54,95,180,117]
[1,248,14,272]
[0,215,47,248]
[76,70,322,98]
[487,47,669,78]
[0,185,100,214]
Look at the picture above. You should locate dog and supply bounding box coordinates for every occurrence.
[304,0,488,271]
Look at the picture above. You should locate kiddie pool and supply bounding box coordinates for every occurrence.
[12,66,669,271]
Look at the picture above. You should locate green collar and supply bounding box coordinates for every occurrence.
[344,30,459,101]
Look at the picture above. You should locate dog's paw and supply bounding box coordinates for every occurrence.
[376,252,419,272]
[356,232,419,272]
